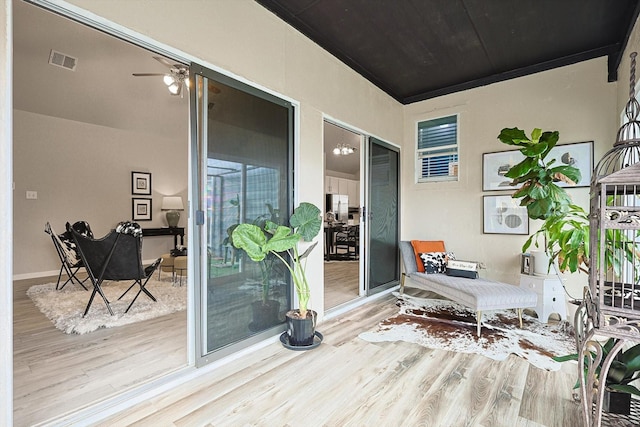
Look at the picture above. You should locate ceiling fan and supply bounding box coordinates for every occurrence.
[133,56,221,97]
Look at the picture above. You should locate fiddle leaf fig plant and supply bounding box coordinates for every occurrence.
[498,127,640,275]
[498,127,581,220]
[498,127,587,273]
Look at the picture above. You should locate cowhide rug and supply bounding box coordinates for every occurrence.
[27,276,187,335]
[359,293,575,371]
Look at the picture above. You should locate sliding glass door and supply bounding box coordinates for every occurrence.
[366,137,400,293]
[190,64,293,363]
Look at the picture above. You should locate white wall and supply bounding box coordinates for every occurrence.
[402,57,618,299]
[13,109,188,276]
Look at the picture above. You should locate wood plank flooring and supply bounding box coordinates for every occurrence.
[14,273,583,427]
[13,276,188,427]
[97,288,583,427]
[324,261,359,309]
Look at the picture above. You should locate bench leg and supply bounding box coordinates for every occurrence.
[400,273,405,295]
[517,308,523,329]
[477,311,482,337]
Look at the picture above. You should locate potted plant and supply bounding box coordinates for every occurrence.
[497,127,640,275]
[232,202,322,347]
[554,338,640,414]
[225,203,284,329]
[497,127,586,274]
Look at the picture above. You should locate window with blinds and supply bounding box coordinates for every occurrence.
[416,115,459,182]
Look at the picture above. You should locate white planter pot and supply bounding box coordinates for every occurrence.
[530,250,552,276]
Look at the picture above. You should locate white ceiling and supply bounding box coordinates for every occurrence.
[14,2,357,176]
[324,121,361,177]
[13,1,188,141]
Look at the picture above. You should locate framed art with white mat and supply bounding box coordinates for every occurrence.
[483,195,528,234]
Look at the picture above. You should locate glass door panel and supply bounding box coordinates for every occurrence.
[191,65,293,362]
[366,137,400,292]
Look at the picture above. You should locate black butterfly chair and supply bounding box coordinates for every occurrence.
[44,221,94,290]
[67,221,162,317]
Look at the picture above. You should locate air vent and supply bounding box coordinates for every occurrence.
[48,50,77,71]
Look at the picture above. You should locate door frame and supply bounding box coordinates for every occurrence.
[322,115,401,303]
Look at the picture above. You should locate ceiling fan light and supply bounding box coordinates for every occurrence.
[168,82,181,95]
[333,147,341,155]
[163,75,175,86]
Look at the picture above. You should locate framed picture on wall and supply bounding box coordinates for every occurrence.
[483,195,529,235]
[132,198,152,221]
[482,141,593,191]
[482,150,525,191]
[547,141,593,188]
[131,171,152,195]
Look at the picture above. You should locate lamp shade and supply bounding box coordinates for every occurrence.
[161,196,184,211]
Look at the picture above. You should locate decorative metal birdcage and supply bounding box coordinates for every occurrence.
[576,52,640,427]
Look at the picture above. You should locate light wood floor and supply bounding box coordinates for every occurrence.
[13,275,188,427]
[14,273,583,427]
[13,267,361,426]
[324,261,359,309]
[98,288,583,427]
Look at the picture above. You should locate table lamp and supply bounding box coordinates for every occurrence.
[161,196,184,227]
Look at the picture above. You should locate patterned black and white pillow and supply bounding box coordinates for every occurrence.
[419,252,456,274]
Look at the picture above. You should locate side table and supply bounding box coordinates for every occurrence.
[519,274,567,323]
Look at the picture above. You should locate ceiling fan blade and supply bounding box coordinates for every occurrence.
[132,73,166,77]
[153,56,180,69]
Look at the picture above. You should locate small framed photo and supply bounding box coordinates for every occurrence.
[483,195,529,235]
[131,171,152,195]
[132,198,152,221]
[521,253,533,275]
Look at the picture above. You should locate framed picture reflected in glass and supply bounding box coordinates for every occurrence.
[132,198,152,221]
[483,195,529,235]
[131,171,152,195]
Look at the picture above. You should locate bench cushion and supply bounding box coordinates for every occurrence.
[400,241,537,312]
[407,272,537,312]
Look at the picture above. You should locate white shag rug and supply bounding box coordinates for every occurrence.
[27,276,187,334]
[359,292,576,371]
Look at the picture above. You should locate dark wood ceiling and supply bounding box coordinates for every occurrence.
[255,0,640,104]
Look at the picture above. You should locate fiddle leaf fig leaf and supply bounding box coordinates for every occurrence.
[531,128,542,142]
[498,127,529,145]
[505,157,537,179]
[551,165,582,185]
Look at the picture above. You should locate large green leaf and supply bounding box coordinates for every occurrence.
[498,127,529,145]
[231,223,267,262]
[550,165,581,185]
[505,157,537,179]
[263,225,300,253]
[520,141,549,157]
[290,202,322,241]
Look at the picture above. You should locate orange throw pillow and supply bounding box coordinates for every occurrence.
[411,240,446,273]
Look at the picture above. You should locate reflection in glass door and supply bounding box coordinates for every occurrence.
[191,65,293,363]
[366,137,400,293]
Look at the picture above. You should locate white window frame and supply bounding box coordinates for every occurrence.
[415,114,459,183]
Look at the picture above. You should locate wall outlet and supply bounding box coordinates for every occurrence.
[26,191,37,200]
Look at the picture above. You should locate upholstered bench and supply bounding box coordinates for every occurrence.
[399,241,537,336]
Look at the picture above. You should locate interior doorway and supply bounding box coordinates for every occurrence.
[323,121,362,309]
